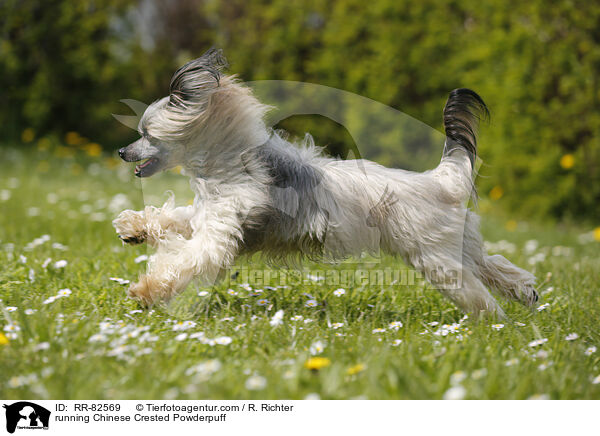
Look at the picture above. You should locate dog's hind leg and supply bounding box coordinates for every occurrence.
[462,211,538,307]
[427,264,505,319]
[477,254,538,307]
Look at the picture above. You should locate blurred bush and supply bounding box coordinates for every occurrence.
[0,0,598,220]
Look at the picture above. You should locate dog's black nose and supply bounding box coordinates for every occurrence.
[118,148,126,159]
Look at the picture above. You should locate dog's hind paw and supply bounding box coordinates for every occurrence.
[128,276,154,307]
[128,274,172,307]
[519,284,539,307]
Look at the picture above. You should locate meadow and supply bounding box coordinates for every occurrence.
[1,144,599,400]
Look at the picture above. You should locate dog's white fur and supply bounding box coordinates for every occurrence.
[113,49,537,317]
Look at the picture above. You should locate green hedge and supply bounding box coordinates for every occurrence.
[1,0,598,220]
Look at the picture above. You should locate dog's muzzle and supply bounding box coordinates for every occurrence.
[118,138,161,177]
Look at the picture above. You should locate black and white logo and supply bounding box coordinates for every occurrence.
[3,402,50,434]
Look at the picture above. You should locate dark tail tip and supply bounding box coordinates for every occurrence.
[443,88,489,167]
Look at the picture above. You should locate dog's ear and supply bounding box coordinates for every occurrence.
[169,48,228,108]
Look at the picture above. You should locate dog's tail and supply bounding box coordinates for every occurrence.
[442,88,489,169]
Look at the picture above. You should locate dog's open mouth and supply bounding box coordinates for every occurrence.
[134,157,160,177]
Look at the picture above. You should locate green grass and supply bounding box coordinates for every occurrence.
[1,146,599,400]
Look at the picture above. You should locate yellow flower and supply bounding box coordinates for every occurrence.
[594,227,600,242]
[71,163,83,175]
[0,333,9,345]
[346,363,365,375]
[36,161,50,173]
[37,137,51,151]
[104,157,119,168]
[84,143,102,157]
[505,220,517,232]
[65,131,83,146]
[489,185,504,201]
[560,154,575,169]
[304,357,331,370]
[21,128,35,143]
[55,146,76,158]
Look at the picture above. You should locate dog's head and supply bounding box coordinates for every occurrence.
[119,48,239,177]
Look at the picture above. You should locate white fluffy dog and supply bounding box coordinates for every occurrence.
[113,49,537,317]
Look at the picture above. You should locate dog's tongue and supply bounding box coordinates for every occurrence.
[135,158,157,173]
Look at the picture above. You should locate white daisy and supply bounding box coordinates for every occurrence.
[333,288,346,297]
[42,296,58,304]
[134,254,148,263]
[584,346,597,356]
[528,338,548,347]
[450,371,467,385]
[309,340,326,355]
[172,320,196,331]
[269,310,284,327]
[215,336,232,345]
[443,385,466,400]
[389,321,403,330]
[89,334,108,343]
[245,375,267,390]
[53,260,68,269]
[565,333,579,341]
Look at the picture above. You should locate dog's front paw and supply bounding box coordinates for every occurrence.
[113,210,147,245]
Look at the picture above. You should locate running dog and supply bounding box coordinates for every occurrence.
[113,48,537,317]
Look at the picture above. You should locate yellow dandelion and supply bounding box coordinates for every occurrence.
[84,143,102,157]
[37,137,51,151]
[65,131,83,146]
[593,227,600,242]
[104,157,119,168]
[71,164,83,175]
[0,333,9,345]
[171,165,183,174]
[346,363,366,375]
[55,146,76,158]
[505,220,517,232]
[560,154,575,169]
[36,161,50,173]
[489,185,504,201]
[304,357,331,371]
[21,128,35,143]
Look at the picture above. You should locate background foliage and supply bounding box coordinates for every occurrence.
[1,0,598,221]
